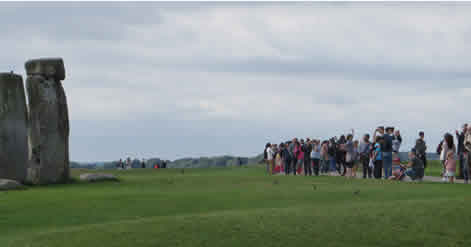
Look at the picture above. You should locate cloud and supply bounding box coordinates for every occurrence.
[1,2,470,161]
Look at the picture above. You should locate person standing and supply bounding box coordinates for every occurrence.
[359,134,372,178]
[373,136,383,179]
[294,140,304,175]
[456,124,468,179]
[302,139,312,176]
[141,159,146,169]
[414,131,427,172]
[328,138,337,175]
[275,144,283,174]
[263,142,270,165]
[281,143,292,176]
[344,134,355,178]
[320,140,330,174]
[382,127,394,179]
[392,130,402,153]
[288,139,297,175]
[311,140,321,176]
[464,126,471,183]
[126,157,132,169]
[265,143,274,175]
[336,135,347,175]
[439,135,449,181]
[352,140,360,177]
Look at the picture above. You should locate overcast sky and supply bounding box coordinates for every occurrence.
[2,2,471,161]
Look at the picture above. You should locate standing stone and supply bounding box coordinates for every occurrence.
[25,58,70,184]
[0,73,29,182]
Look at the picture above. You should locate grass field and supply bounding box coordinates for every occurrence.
[1,162,470,247]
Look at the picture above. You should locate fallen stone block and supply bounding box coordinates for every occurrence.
[79,173,119,182]
[0,179,26,191]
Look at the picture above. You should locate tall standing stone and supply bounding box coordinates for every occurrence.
[0,73,29,182]
[25,58,70,184]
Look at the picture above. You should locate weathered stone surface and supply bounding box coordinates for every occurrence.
[26,58,70,185]
[79,173,118,182]
[0,179,25,190]
[25,58,65,81]
[0,73,29,183]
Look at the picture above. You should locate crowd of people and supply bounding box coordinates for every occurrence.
[263,124,471,183]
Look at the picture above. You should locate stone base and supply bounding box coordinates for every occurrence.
[0,179,26,190]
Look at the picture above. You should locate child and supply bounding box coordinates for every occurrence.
[445,150,456,184]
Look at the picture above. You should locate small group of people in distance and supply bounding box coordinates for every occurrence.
[264,124,471,184]
[116,157,167,169]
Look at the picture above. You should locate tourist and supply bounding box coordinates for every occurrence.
[372,126,384,143]
[344,133,355,178]
[445,150,456,184]
[456,124,468,179]
[405,149,424,181]
[264,143,269,163]
[359,134,372,179]
[281,143,292,176]
[302,139,312,176]
[292,140,302,175]
[311,140,321,176]
[414,131,427,171]
[328,138,337,175]
[126,157,131,169]
[141,159,146,169]
[265,143,274,175]
[373,136,383,179]
[464,126,471,183]
[392,130,402,172]
[382,127,394,179]
[275,144,283,174]
[352,140,360,177]
[288,139,297,175]
[392,130,402,153]
[337,135,347,176]
[440,133,455,181]
[320,140,330,174]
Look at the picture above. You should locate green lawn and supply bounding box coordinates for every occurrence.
[1,165,470,247]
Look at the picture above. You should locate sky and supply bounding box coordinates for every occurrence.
[1,2,471,162]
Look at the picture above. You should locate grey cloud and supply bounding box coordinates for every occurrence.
[2,2,471,161]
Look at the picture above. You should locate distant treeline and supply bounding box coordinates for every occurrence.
[70,154,264,169]
[71,152,438,169]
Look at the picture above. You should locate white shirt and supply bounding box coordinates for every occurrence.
[266,147,274,160]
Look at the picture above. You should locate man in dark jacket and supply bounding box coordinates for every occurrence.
[302,139,312,176]
[281,143,292,175]
[337,136,346,175]
[456,124,468,179]
[414,131,427,170]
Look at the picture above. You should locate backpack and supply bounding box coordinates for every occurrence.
[328,144,336,156]
[415,139,426,155]
[436,141,443,155]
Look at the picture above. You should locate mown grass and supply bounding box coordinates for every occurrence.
[1,165,470,247]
